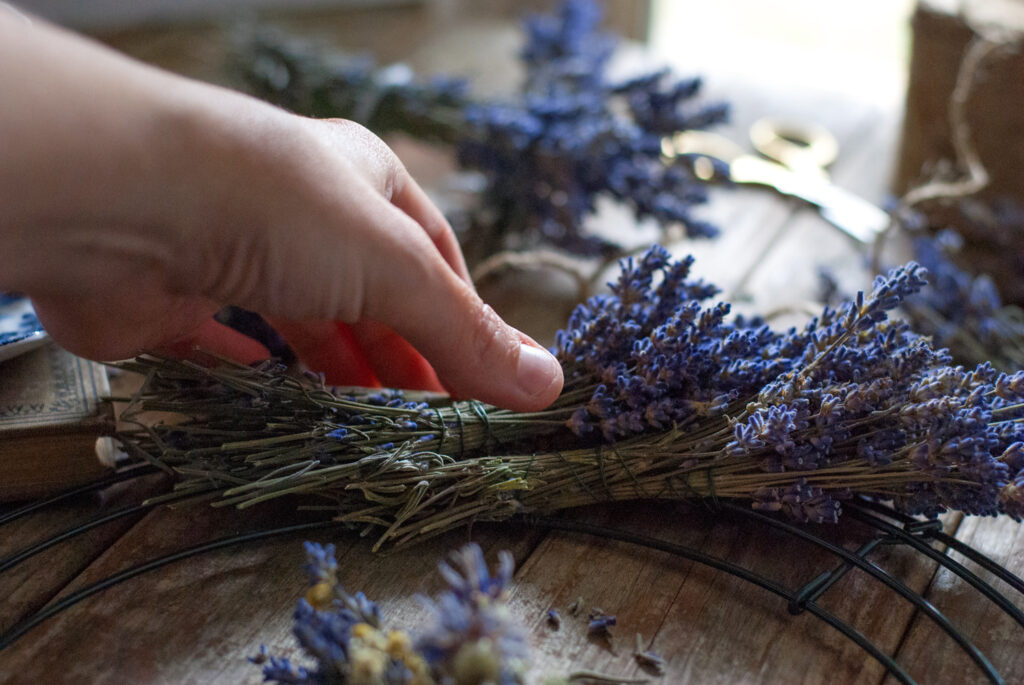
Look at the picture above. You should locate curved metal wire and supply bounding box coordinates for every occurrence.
[0,503,153,574]
[1,470,1022,683]
[844,505,1024,630]
[0,462,157,527]
[855,498,1024,596]
[719,502,1003,683]
[528,515,917,685]
[0,518,344,651]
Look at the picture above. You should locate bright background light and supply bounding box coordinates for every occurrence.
[649,0,916,107]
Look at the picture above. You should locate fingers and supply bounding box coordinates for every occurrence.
[280,125,563,409]
[390,174,472,284]
[190,114,563,409]
[347,320,445,392]
[155,318,270,365]
[267,318,380,388]
[359,230,564,411]
[29,291,222,361]
[319,118,471,284]
[268,317,444,393]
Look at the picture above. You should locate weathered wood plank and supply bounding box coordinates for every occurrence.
[511,503,942,684]
[0,503,315,685]
[0,474,166,634]
[0,496,544,685]
[5,8,1020,685]
[884,516,1024,685]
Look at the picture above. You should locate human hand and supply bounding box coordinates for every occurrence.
[0,13,563,411]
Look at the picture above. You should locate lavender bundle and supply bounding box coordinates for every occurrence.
[930,197,1024,306]
[234,0,727,258]
[898,229,1024,371]
[115,246,1024,548]
[252,542,528,684]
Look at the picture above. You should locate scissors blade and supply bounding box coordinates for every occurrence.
[728,156,890,244]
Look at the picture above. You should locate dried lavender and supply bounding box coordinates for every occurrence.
[632,635,664,675]
[897,229,1024,371]
[116,246,1024,548]
[456,0,727,256]
[232,0,727,258]
[252,542,527,685]
[928,197,1024,306]
[586,609,616,638]
[236,33,469,143]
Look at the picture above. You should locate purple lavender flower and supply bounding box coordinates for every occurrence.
[521,0,613,81]
[250,647,313,684]
[303,541,338,586]
[256,542,528,685]
[416,545,528,684]
[893,228,1024,371]
[234,0,727,258]
[557,245,803,440]
[753,479,842,524]
[549,246,1022,522]
[124,245,1024,535]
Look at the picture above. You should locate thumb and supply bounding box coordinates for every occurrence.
[360,223,564,412]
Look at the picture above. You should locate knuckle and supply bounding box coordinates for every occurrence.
[432,217,457,242]
[198,228,270,304]
[323,119,402,199]
[467,302,517,367]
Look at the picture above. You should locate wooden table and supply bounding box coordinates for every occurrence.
[2,9,1023,684]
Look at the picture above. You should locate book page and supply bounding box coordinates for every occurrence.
[0,343,111,430]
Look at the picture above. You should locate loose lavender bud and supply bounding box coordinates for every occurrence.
[257,543,527,685]
[587,612,617,637]
[633,634,666,675]
[302,541,337,586]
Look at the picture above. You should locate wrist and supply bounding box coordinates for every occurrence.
[0,16,211,292]
[0,10,297,298]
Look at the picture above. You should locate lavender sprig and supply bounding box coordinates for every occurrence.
[898,229,1024,371]
[115,245,1024,548]
[231,0,727,258]
[252,542,527,685]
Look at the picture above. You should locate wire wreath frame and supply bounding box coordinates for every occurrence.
[0,462,1021,684]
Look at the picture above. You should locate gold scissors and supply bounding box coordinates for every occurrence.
[665,118,891,244]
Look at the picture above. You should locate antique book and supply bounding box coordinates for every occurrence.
[0,342,116,501]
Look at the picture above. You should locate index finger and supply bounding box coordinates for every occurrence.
[391,170,472,285]
[317,118,473,286]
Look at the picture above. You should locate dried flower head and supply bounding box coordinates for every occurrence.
[233,0,726,258]
[254,543,527,685]
[416,545,528,685]
[899,228,1024,371]
[120,245,1024,546]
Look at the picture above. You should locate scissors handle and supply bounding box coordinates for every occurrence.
[665,128,889,244]
[749,118,839,178]
[729,156,890,243]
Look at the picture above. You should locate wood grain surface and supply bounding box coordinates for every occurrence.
[1,7,1022,685]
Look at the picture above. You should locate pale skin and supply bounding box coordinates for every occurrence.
[0,8,564,412]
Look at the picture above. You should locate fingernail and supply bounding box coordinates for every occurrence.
[516,344,560,398]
